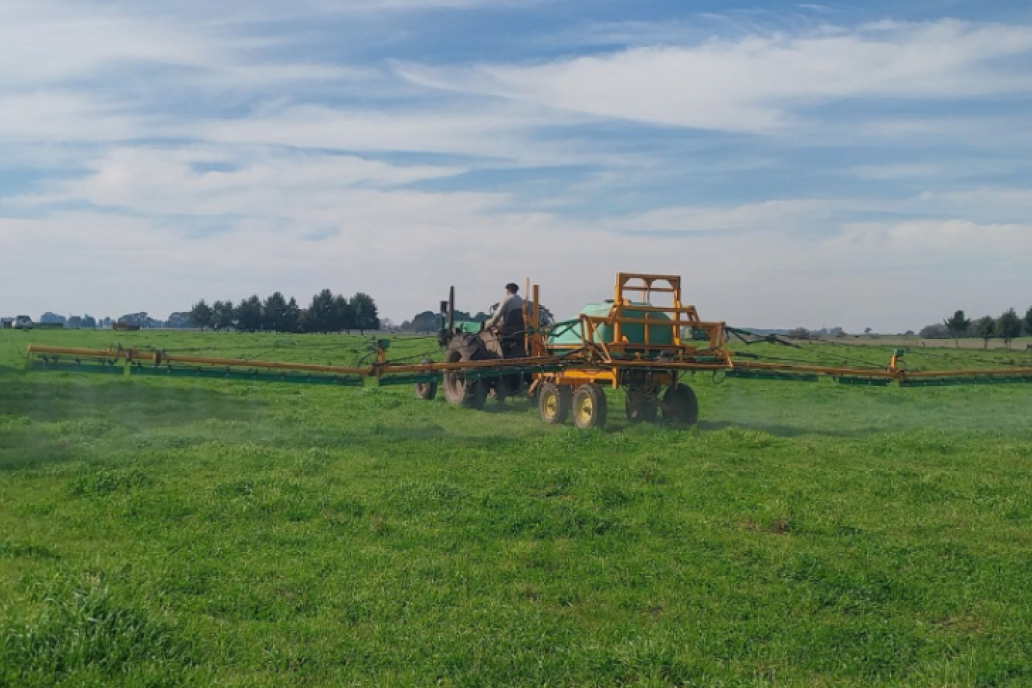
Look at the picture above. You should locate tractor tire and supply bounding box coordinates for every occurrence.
[538,382,571,425]
[493,371,527,406]
[662,383,699,426]
[625,393,658,423]
[413,358,438,401]
[572,383,608,430]
[443,337,489,409]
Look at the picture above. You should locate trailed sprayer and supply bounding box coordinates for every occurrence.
[26,273,1032,431]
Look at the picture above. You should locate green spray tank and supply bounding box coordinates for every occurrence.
[547,301,675,352]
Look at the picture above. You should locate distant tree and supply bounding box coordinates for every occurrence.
[236,295,263,332]
[82,315,97,329]
[304,289,336,333]
[919,323,948,339]
[350,293,379,334]
[381,318,395,331]
[262,292,288,332]
[943,310,971,341]
[1025,306,1032,336]
[100,317,112,329]
[167,312,191,328]
[66,315,83,329]
[283,297,301,333]
[787,327,810,340]
[974,316,995,349]
[189,300,214,330]
[404,311,438,332]
[864,327,872,336]
[118,312,150,327]
[40,312,66,325]
[332,294,352,333]
[996,308,1022,348]
[211,300,236,331]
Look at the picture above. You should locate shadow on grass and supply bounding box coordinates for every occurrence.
[697,419,867,439]
[0,376,263,427]
[0,378,267,471]
[479,402,535,415]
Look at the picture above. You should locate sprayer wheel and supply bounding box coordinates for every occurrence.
[625,393,658,423]
[538,382,571,425]
[662,383,699,426]
[414,358,438,401]
[572,383,608,430]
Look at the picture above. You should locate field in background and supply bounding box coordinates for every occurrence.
[2,330,1032,687]
[804,334,1032,351]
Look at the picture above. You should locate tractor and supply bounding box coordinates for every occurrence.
[414,287,552,408]
[413,274,722,430]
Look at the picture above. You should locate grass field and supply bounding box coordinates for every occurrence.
[2,330,1032,687]
[804,335,1032,351]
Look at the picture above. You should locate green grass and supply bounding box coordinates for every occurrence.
[2,330,1032,687]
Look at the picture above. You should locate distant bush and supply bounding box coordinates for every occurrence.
[919,323,949,339]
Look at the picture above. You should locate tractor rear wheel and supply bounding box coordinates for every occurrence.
[414,358,438,401]
[662,383,699,426]
[538,382,571,425]
[443,337,488,409]
[573,383,608,430]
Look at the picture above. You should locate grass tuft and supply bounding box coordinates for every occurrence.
[0,584,194,686]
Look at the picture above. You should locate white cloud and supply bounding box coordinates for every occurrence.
[0,92,141,143]
[14,146,469,217]
[399,19,1032,132]
[915,188,1032,220]
[184,102,607,166]
[0,0,377,97]
[0,1,216,85]
[616,200,836,233]
[833,219,1032,255]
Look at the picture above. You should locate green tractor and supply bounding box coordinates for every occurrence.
[414,287,551,408]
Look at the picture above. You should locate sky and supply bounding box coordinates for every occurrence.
[2,0,1032,332]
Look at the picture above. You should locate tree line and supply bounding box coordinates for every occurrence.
[189,290,380,334]
[921,307,1032,348]
[400,309,488,332]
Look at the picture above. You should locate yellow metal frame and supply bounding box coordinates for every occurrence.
[524,272,731,391]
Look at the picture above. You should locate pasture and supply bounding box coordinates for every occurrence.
[2,329,1032,687]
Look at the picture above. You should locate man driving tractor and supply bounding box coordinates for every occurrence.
[483,282,526,358]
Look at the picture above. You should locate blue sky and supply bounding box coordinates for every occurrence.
[2,0,1032,331]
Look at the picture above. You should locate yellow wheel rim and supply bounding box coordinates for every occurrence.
[543,392,558,419]
[575,395,593,425]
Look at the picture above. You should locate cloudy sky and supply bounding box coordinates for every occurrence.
[2,0,1031,331]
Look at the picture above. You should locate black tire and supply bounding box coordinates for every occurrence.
[414,358,438,401]
[663,383,699,426]
[495,371,527,406]
[573,383,608,430]
[538,382,571,425]
[458,333,490,361]
[443,338,489,409]
[625,393,658,423]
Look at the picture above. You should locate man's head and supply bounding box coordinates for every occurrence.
[505,283,519,295]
